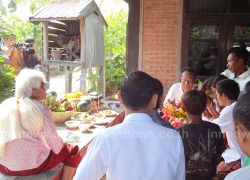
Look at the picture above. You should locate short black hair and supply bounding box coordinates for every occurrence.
[120,71,156,110]
[201,76,215,92]
[245,80,250,94]
[25,38,35,48]
[153,78,164,109]
[25,38,35,44]
[216,79,239,101]
[181,67,197,81]
[233,93,250,131]
[181,90,207,115]
[228,47,248,65]
[211,74,228,88]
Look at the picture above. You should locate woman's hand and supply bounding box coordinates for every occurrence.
[203,109,212,119]
[174,100,181,108]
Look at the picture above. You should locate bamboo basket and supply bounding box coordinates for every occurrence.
[52,111,74,123]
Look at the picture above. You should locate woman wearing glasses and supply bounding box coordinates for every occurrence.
[0,69,81,180]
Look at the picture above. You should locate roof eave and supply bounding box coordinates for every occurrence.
[29,17,79,23]
[79,0,108,27]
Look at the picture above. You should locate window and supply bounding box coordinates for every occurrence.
[182,0,250,78]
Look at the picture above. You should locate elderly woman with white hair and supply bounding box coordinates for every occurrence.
[0,68,81,180]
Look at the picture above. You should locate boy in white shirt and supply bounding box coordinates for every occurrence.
[225,93,250,179]
[208,79,243,178]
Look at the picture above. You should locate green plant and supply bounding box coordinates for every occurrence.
[105,54,126,95]
[87,68,100,92]
[4,15,43,56]
[0,18,16,102]
[1,0,52,56]
[0,57,15,102]
[190,26,200,39]
[104,10,127,96]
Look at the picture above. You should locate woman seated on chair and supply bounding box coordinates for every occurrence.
[0,68,81,180]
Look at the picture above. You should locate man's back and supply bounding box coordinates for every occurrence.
[74,113,185,180]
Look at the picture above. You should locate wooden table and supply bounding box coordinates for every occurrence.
[56,118,113,148]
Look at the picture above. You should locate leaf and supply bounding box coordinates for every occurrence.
[0,56,4,63]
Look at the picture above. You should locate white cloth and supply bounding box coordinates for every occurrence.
[0,97,44,156]
[74,113,185,180]
[221,66,250,92]
[225,166,250,180]
[164,83,183,106]
[212,102,243,163]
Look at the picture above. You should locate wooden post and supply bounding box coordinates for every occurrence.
[42,22,50,81]
[79,17,87,93]
[126,0,140,72]
[43,22,49,62]
[98,66,105,98]
[65,66,72,93]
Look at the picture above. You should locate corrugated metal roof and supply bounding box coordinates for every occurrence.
[29,0,107,26]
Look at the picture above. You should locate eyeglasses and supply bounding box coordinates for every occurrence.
[42,82,49,90]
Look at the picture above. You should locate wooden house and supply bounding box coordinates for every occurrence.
[29,0,107,94]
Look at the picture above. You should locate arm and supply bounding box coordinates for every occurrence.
[212,110,232,133]
[163,84,177,107]
[175,135,185,180]
[74,134,108,180]
[207,100,220,118]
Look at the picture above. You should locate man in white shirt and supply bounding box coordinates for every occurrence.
[225,93,250,180]
[74,71,185,180]
[164,67,196,107]
[208,79,243,177]
[221,47,250,92]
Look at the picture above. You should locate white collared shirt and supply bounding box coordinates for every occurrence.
[164,83,183,106]
[74,113,185,180]
[212,102,243,163]
[225,166,250,180]
[221,66,250,92]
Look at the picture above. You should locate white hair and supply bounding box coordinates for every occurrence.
[15,68,46,98]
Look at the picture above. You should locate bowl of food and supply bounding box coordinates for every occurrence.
[78,123,91,132]
[65,120,80,129]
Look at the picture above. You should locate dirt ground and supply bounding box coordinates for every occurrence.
[49,71,81,97]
